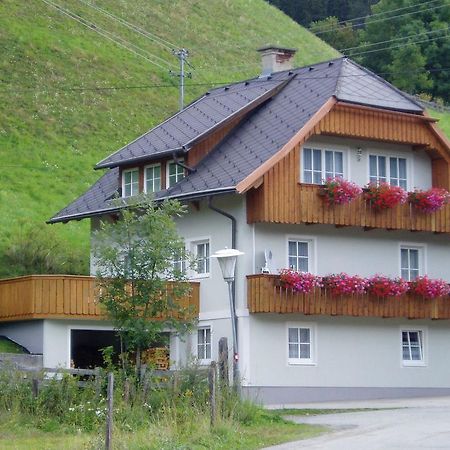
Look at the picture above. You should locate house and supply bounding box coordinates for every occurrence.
[3,46,450,403]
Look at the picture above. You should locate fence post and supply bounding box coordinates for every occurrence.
[94,367,101,399]
[105,372,114,450]
[31,378,39,398]
[209,361,217,427]
[218,337,229,386]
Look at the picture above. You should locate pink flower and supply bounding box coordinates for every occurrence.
[321,177,362,206]
[365,183,407,211]
[323,273,368,295]
[367,275,409,297]
[409,276,450,299]
[279,269,322,294]
[409,188,450,214]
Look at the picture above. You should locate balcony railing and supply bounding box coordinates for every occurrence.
[247,274,450,320]
[0,275,199,322]
[248,183,450,233]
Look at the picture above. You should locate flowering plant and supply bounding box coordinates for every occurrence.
[409,276,450,299]
[408,188,450,214]
[279,269,322,294]
[367,275,409,298]
[322,273,369,295]
[365,183,408,211]
[320,177,362,205]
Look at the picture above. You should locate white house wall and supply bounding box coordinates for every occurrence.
[244,314,450,404]
[0,320,44,354]
[254,223,450,280]
[305,135,432,190]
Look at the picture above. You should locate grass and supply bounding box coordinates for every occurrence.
[0,410,325,450]
[0,338,25,354]
[271,408,380,416]
[0,0,338,276]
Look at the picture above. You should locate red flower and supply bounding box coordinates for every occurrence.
[321,177,362,206]
[367,275,409,298]
[409,188,450,214]
[279,269,322,294]
[409,276,450,299]
[323,273,369,295]
[365,183,407,211]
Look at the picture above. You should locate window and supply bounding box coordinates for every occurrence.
[194,241,210,276]
[288,240,309,272]
[197,327,211,361]
[288,325,315,364]
[167,160,185,187]
[172,247,187,274]
[369,155,407,189]
[302,147,344,184]
[400,246,423,281]
[122,168,139,197]
[402,330,425,366]
[145,164,161,193]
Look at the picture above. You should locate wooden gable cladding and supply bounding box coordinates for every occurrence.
[248,274,450,320]
[186,114,244,168]
[246,102,450,231]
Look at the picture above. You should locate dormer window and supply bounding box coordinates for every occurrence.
[167,160,185,188]
[122,168,139,197]
[145,164,161,193]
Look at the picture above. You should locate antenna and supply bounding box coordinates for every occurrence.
[170,48,192,111]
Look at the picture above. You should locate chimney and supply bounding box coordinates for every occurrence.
[257,45,297,76]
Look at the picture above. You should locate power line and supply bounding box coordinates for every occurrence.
[339,25,450,53]
[312,0,441,33]
[2,66,450,95]
[348,33,450,57]
[40,0,175,71]
[313,2,449,35]
[76,0,178,52]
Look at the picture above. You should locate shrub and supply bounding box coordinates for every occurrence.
[320,177,362,205]
[365,183,408,211]
[409,188,450,214]
[409,276,450,299]
[279,269,322,294]
[367,275,409,298]
[323,273,369,295]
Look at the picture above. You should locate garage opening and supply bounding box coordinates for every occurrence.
[70,330,121,369]
[70,330,171,369]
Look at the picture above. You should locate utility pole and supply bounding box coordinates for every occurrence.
[170,48,191,111]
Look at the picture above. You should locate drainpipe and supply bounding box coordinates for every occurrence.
[207,196,239,385]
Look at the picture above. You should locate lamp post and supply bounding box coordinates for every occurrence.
[211,247,244,387]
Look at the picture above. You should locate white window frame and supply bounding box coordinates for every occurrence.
[399,243,426,281]
[300,146,348,184]
[189,237,211,279]
[400,327,427,367]
[286,322,316,366]
[167,160,185,188]
[144,163,161,193]
[368,153,411,190]
[122,168,139,197]
[286,236,317,274]
[197,325,212,364]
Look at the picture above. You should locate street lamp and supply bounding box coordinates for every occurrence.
[211,247,244,385]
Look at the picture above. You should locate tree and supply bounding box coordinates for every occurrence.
[93,196,194,374]
[310,17,361,51]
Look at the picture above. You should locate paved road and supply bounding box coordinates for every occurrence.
[266,396,450,449]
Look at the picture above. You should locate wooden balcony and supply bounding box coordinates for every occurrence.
[247,183,450,233]
[247,274,450,320]
[0,275,200,322]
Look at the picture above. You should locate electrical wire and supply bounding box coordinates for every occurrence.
[76,0,179,52]
[313,2,449,36]
[40,0,176,71]
[311,0,442,33]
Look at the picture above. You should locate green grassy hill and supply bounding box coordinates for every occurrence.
[0,0,338,276]
[0,1,448,276]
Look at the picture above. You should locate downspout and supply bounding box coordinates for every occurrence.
[207,196,239,384]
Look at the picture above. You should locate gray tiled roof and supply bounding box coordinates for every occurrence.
[49,57,424,223]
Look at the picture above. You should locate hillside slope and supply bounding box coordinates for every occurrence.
[0,0,338,275]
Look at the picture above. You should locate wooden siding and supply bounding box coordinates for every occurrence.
[248,274,450,320]
[246,104,450,230]
[248,181,450,232]
[0,275,200,322]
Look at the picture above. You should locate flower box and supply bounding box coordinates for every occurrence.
[365,183,408,211]
[322,273,369,295]
[279,269,322,294]
[320,177,362,206]
[367,275,409,298]
[409,276,450,299]
[409,188,450,214]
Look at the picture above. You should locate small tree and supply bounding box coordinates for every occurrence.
[93,195,194,375]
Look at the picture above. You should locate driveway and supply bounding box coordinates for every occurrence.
[266,396,450,449]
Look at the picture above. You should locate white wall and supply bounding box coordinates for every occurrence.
[248,314,450,389]
[0,320,44,354]
[305,135,433,191]
[254,223,450,280]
